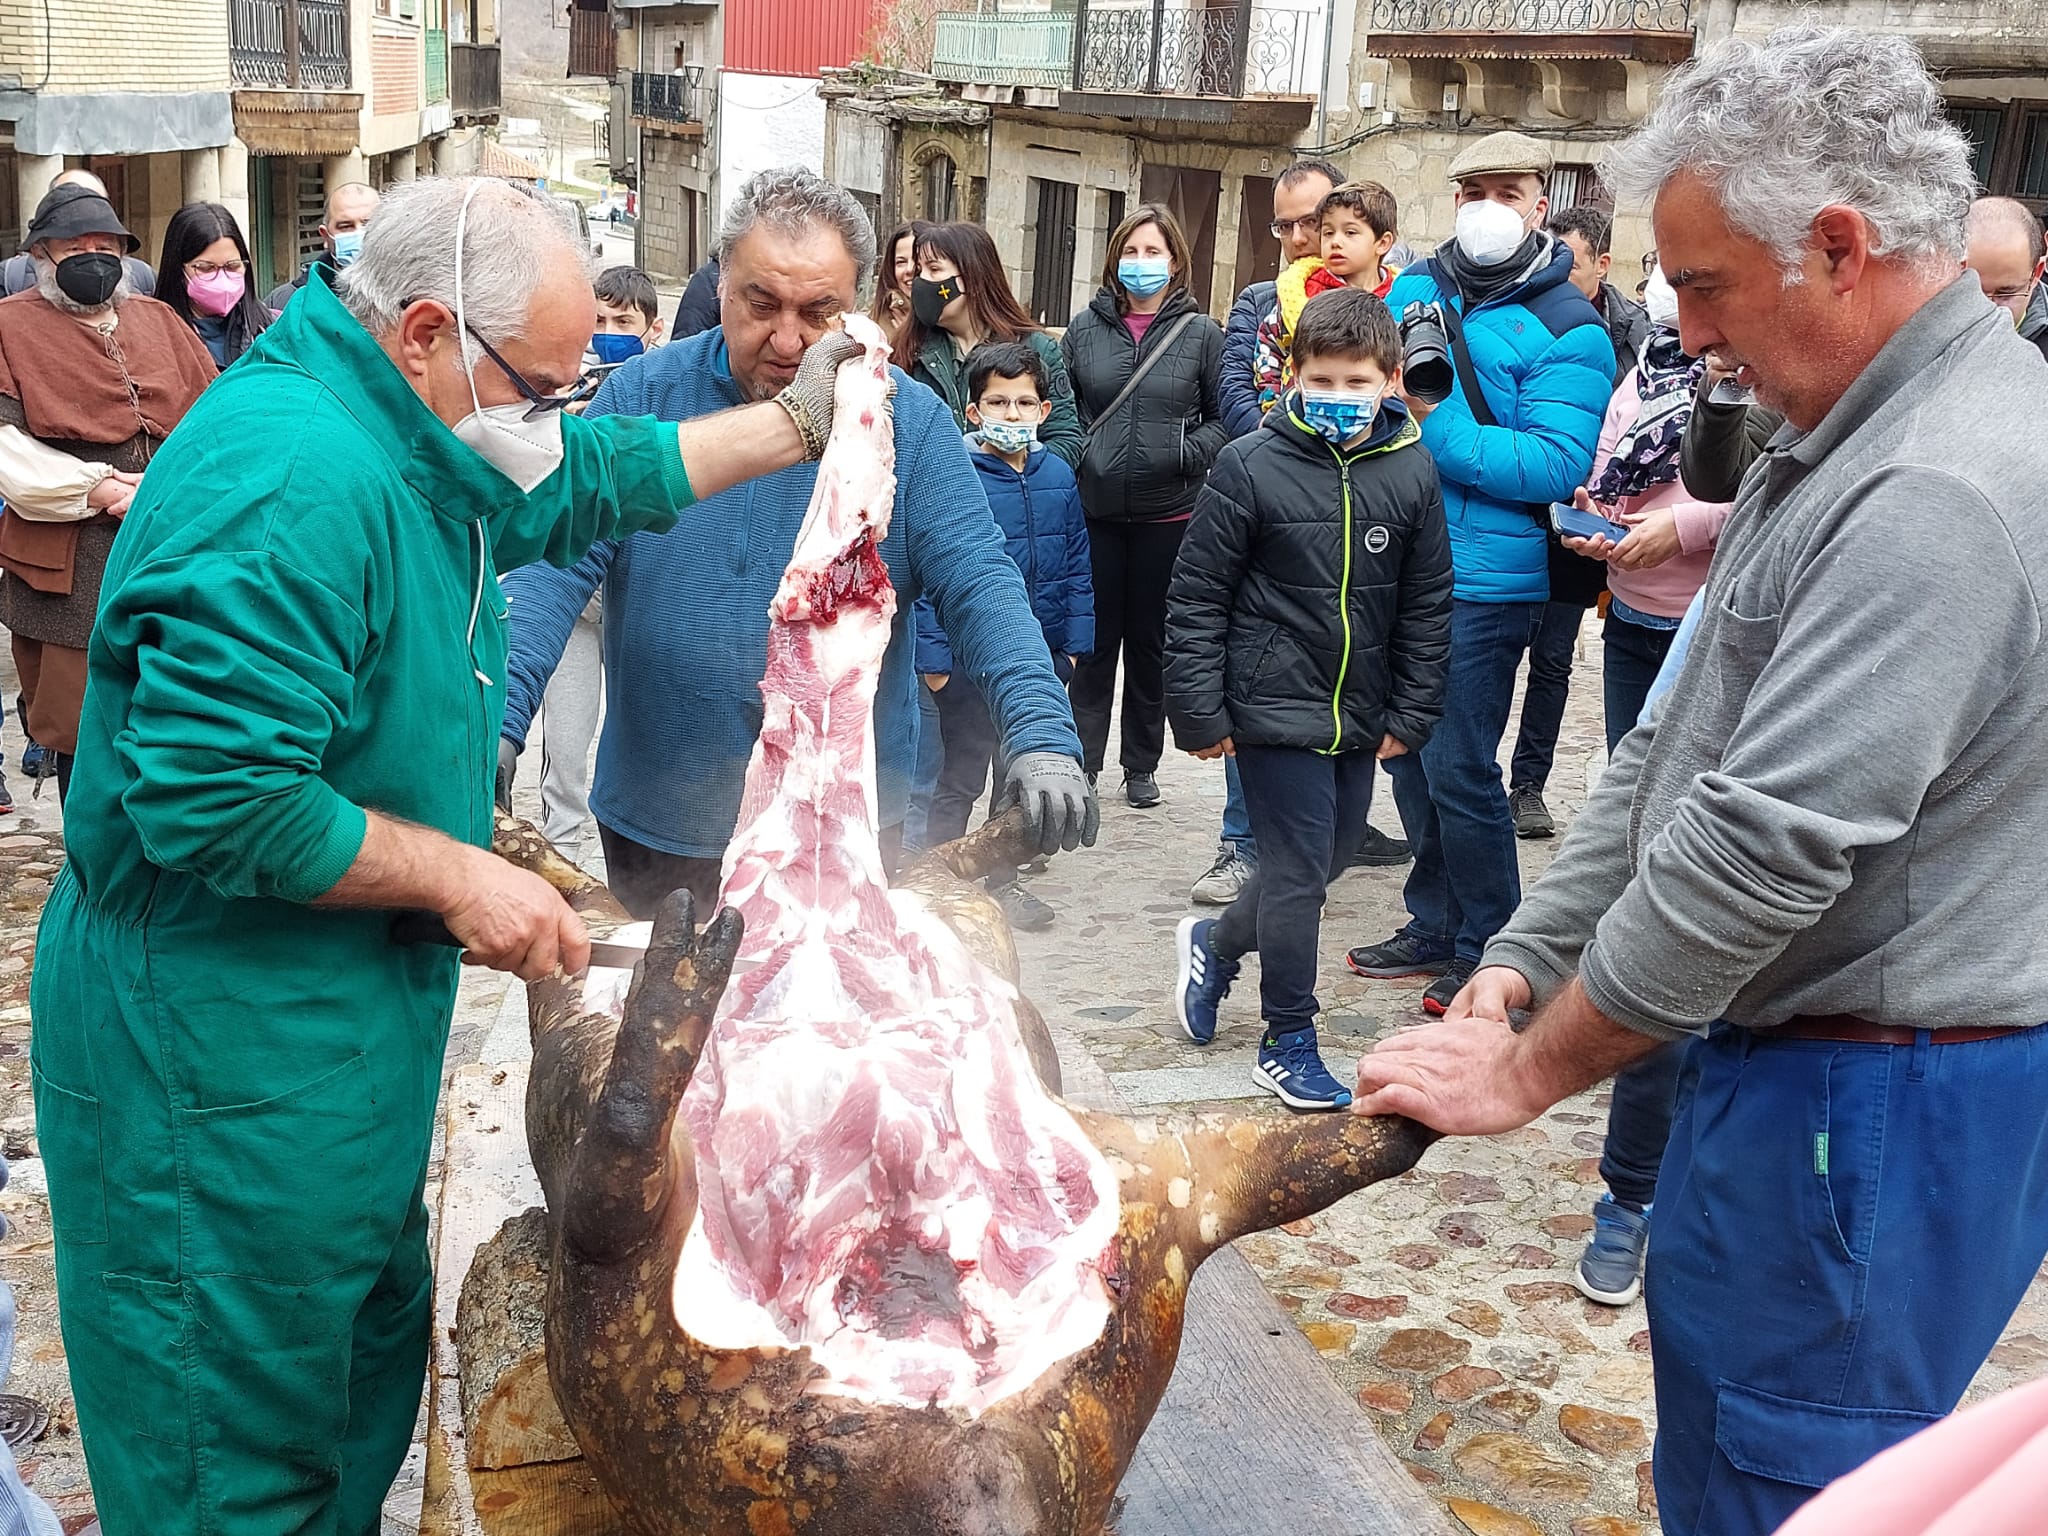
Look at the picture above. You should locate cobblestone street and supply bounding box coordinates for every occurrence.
[0,618,2043,1534]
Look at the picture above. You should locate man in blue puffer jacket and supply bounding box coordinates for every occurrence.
[1345,131,1613,1013]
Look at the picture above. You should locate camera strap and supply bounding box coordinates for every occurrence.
[1434,297,1499,429]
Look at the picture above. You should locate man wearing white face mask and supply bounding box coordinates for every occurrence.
[28,175,871,1536]
[1344,131,1613,1016]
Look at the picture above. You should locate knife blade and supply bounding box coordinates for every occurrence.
[389,910,648,970]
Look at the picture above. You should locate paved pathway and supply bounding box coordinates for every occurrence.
[1,619,2044,1535]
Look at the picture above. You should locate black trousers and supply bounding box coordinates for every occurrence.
[1068,517,1185,778]
[926,673,1003,846]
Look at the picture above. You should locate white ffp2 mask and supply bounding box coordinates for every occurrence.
[450,180,565,494]
[1454,199,1532,268]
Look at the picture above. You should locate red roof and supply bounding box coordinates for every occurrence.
[723,0,887,77]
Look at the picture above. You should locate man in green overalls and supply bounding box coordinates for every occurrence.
[29,176,866,1533]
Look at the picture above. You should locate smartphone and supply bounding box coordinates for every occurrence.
[1551,502,1631,544]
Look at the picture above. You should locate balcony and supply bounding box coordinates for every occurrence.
[229,0,363,154]
[229,0,352,89]
[929,3,1318,121]
[630,69,707,136]
[426,26,449,104]
[1365,0,1696,62]
[452,40,502,120]
[931,11,1075,89]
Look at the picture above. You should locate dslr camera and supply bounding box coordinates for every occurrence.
[1398,301,1455,406]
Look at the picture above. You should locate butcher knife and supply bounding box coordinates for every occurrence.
[389,910,649,970]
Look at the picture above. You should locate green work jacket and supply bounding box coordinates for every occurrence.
[29,273,691,1281]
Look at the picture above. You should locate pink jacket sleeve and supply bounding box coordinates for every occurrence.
[1595,369,1733,553]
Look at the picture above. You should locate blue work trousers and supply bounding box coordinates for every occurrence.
[1385,598,1541,964]
[1647,1024,2048,1535]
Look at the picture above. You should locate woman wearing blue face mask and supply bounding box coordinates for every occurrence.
[1060,204,1228,809]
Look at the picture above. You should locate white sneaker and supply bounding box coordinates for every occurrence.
[1190,846,1253,906]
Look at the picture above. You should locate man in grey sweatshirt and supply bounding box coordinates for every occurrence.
[1355,25,2048,1536]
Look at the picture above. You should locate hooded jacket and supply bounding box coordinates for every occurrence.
[1165,398,1453,756]
[908,329,1083,468]
[915,434,1093,673]
[1385,239,1612,604]
[1061,287,1228,523]
[2019,281,2048,363]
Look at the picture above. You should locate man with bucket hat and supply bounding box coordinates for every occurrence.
[0,184,215,795]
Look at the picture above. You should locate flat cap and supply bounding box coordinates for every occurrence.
[24,184,139,253]
[1447,131,1552,184]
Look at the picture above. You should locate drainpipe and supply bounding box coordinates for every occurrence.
[1317,0,1336,147]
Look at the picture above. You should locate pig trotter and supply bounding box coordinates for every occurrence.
[561,890,744,1264]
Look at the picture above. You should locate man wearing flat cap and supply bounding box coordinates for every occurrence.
[0,184,215,794]
[1345,130,1613,1013]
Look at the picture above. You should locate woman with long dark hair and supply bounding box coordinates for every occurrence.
[901,222,1081,465]
[1061,203,1226,807]
[157,202,272,370]
[870,218,931,345]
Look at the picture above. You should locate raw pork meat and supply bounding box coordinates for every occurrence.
[671,314,1120,1415]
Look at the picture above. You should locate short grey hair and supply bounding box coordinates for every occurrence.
[337,177,582,359]
[716,166,876,287]
[1602,23,1976,274]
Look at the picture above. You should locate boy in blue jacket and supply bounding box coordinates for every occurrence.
[1166,290,1453,1108]
[916,341,1094,929]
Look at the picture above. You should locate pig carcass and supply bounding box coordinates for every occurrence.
[509,315,1439,1535]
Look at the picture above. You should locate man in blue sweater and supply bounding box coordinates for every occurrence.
[1345,132,1613,1013]
[500,168,1092,914]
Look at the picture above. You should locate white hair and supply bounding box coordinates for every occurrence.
[31,252,133,315]
[717,166,877,287]
[1603,23,1976,275]
[336,177,581,360]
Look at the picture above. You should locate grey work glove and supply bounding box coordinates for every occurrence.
[1002,751,1099,856]
[496,738,518,813]
[776,329,866,460]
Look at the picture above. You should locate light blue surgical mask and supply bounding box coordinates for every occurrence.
[1299,387,1383,444]
[1118,256,1171,297]
[331,228,364,268]
[978,417,1038,454]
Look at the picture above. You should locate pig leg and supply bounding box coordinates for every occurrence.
[562,891,745,1265]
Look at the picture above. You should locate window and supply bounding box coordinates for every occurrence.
[923,153,956,223]
[1549,163,1612,214]
[2017,109,2048,200]
[1949,104,2004,191]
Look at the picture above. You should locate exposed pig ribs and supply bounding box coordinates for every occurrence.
[673,315,1119,1415]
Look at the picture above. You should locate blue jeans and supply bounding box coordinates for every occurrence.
[1602,610,1678,754]
[902,683,945,854]
[1211,745,1375,1034]
[1385,598,1541,964]
[1219,755,1257,862]
[1648,1025,2048,1535]
[0,1283,61,1536]
[1507,600,1583,791]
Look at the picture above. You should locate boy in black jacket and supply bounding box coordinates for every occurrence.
[1166,289,1453,1109]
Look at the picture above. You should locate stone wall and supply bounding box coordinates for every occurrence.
[0,0,228,94]
[636,128,710,280]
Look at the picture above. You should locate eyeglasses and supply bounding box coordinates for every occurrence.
[186,259,245,277]
[1270,216,1319,239]
[466,325,602,418]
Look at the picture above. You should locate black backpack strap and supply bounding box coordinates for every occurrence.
[1435,297,1498,430]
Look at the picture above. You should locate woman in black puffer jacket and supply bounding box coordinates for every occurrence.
[1061,204,1228,808]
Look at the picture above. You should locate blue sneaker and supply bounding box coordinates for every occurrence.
[1252,1029,1353,1111]
[1574,1194,1651,1305]
[1172,916,1237,1045]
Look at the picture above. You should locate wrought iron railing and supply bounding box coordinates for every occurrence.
[425,27,449,103]
[1075,3,1318,97]
[631,69,705,124]
[1367,0,1693,31]
[931,12,1079,89]
[229,0,351,90]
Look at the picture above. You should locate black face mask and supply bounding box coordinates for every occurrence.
[54,252,123,308]
[910,274,960,330]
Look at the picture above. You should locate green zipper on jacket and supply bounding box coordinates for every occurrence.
[1283,407,1424,755]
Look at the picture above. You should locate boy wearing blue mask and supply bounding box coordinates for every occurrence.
[1166,288,1452,1109]
[587,264,664,371]
[915,341,1094,930]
